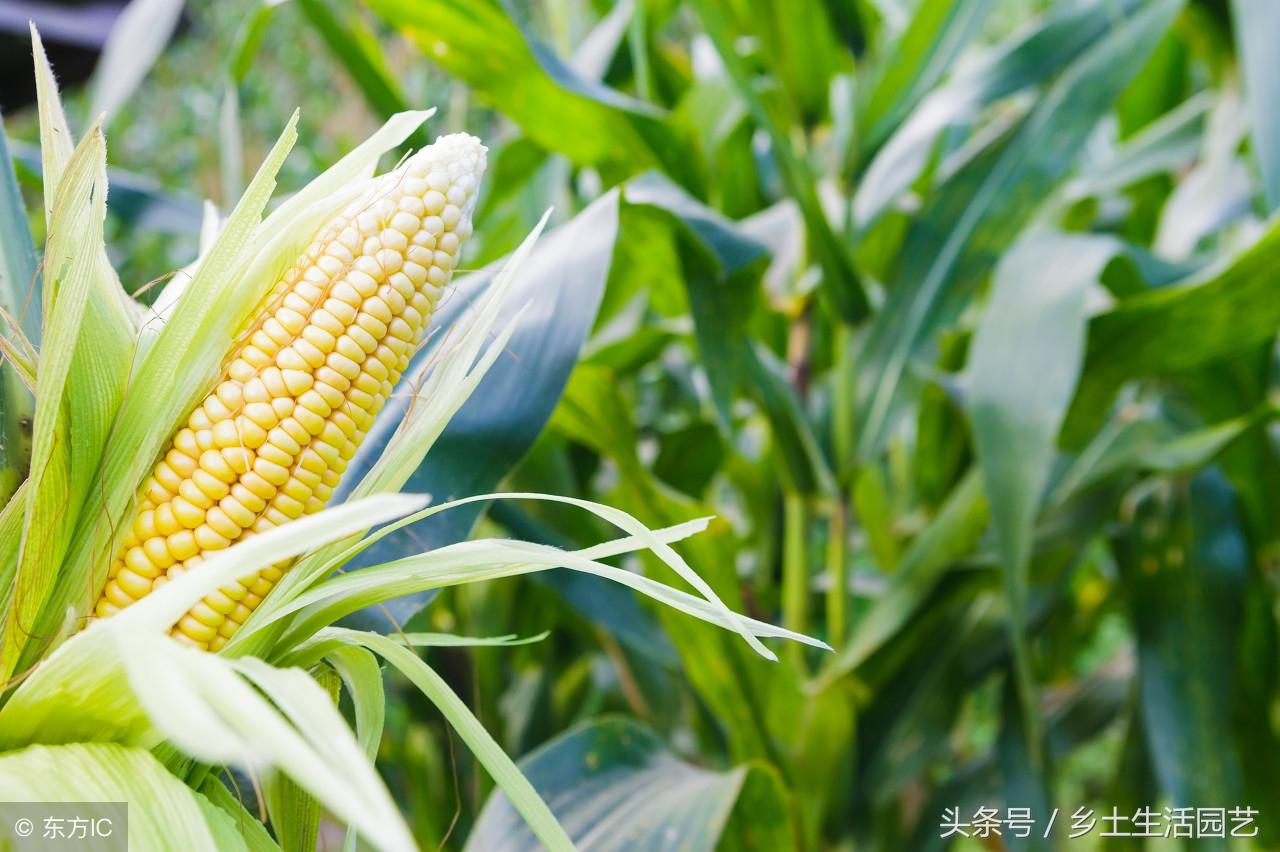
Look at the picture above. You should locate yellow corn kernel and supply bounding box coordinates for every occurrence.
[93,133,486,650]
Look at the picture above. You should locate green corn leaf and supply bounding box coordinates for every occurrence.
[198,776,283,852]
[965,231,1119,761]
[365,0,691,184]
[1064,214,1280,444]
[31,26,139,520]
[856,0,1184,459]
[817,470,987,687]
[853,0,1145,229]
[88,0,186,127]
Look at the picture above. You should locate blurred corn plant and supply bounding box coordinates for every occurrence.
[201,0,1280,847]
[0,23,822,851]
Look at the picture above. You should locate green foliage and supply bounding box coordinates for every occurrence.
[287,0,1280,844]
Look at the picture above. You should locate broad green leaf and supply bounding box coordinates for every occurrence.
[622,174,766,426]
[853,463,898,572]
[966,232,1117,757]
[1232,0,1280,212]
[744,346,836,496]
[622,176,834,494]
[723,0,846,124]
[855,0,1183,458]
[905,658,1132,850]
[0,743,244,851]
[229,0,279,85]
[569,0,634,82]
[1123,470,1246,830]
[996,675,1052,852]
[0,115,37,505]
[853,0,1145,228]
[718,759,800,851]
[1049,408,1265,505]
[465,717,756,852]
[1064,215,1280,444]
[1153,89,1251,258]
[365,0,688,182]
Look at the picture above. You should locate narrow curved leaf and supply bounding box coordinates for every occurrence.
[689,0,867,320]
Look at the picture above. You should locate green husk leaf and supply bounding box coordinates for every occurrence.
[1,120,108,682]
[0,742,246,851]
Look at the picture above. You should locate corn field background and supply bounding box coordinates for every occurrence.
[1,0,1279,849]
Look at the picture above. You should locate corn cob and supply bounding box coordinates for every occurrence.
[93,133,487,651]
